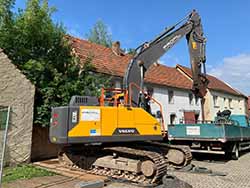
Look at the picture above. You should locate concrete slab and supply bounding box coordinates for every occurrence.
[75,180,104,188]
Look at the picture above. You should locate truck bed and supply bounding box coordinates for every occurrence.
[168,123,250,143]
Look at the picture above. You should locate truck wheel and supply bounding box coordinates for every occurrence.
[232,144,239,160]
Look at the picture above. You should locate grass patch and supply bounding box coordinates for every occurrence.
[2,164,56,183]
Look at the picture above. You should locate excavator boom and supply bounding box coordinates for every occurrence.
[123,10,209,107]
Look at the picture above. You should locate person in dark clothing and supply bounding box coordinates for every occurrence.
[144,91,152,114]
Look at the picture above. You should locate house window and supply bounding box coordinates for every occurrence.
[213,95,219,107]
[229,98,233,109]
[170,114,176,124]
[223,98,228,109]
[195,114,200,122]
[168,90,174,104]
[189,93,194,105]
[238,100,242,110]
[195,96,199,105]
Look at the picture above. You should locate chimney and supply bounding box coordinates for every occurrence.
[112,41,124,56]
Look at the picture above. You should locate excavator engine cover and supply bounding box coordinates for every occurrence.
[50,98,162,144]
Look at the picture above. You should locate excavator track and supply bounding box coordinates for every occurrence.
[58,146,167,186]
[98,146,168,185]
[120,142,192,168]
[58,143,191,186]
[165,144,192,168]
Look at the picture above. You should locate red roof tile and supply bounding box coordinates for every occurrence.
[68,35,193,90]
[176,64,245,97]
[67,35,131,77]
[68,35,244,95]
[145,65,193,90]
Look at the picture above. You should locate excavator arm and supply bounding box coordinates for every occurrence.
[123,10,209,107]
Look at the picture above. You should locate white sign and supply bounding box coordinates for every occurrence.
[186,126,200,136]
[81,109,100,121]
[72,111,77,123]
[163,35,181,51]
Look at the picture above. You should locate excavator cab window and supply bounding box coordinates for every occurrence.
[156,110,162,119]
[144,92,152,114]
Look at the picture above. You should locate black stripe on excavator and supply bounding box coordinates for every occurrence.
[112,128,139,135]
[68,107,80,131]
[67,135,162,143]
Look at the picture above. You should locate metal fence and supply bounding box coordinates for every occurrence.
[0,106,10,187]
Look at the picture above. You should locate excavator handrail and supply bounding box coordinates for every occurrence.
[129,82,166,137]
[100,87,129,107]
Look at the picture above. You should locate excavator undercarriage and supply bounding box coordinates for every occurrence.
[58,143,192,186]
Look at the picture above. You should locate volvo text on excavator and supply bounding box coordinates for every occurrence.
[50,10,209,186]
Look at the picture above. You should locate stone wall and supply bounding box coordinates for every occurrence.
[0,49,35,165]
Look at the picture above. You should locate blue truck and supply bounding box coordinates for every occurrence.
[168,111,250,159]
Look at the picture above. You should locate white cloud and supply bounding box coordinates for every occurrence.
[208,54,250,95]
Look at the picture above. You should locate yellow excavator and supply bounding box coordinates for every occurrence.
[50,10,209,186]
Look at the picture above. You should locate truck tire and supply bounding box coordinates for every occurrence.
[232,144,239,160]
[225,144,239,160]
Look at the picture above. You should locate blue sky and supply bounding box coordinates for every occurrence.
[14,0,250,94]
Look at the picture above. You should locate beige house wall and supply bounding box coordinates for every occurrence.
[0,49,35,164]
[177,66,247,121]
[203,89,213,120]
[204,90,247,121]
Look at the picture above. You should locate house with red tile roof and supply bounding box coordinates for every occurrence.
[177,64,248,120]
[248,96,250,117]
[68,35,248,127]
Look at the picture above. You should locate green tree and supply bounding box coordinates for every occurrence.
[0,0,15,52]
[0,0,14,26]
[0,0,109,127]
[86,20,112,47]
[126,48,136,55]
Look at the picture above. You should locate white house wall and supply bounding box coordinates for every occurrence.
[150,86,201,130]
